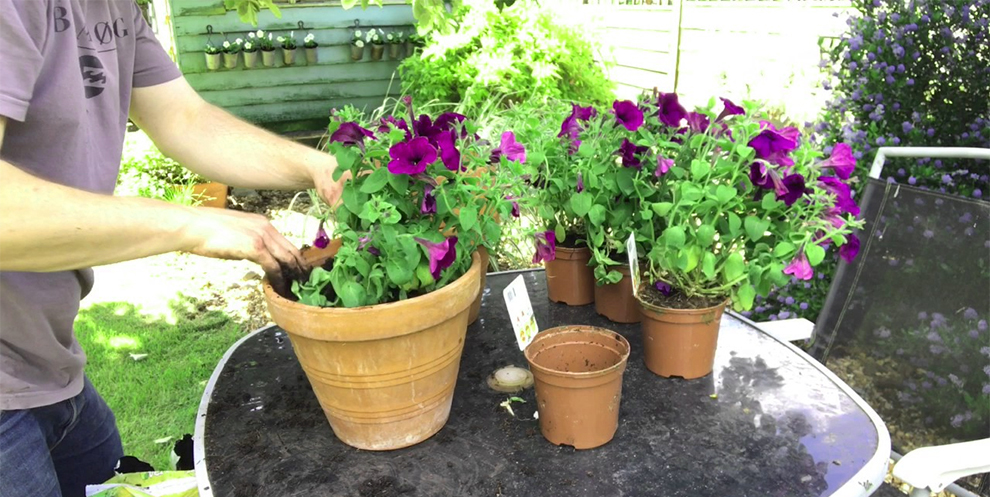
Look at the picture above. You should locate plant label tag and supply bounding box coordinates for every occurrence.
[627,232,641,297]
[503,275,538,351]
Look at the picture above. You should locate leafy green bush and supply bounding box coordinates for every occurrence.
[748,0,990,324]
[398,0,615,115]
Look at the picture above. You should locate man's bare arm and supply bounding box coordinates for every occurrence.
[129,77,343,205]
[0,117,306,283]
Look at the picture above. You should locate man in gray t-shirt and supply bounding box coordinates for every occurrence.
[0,2,343,495]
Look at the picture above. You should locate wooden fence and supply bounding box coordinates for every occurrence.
[552,0,852,121]
[149,0,413,133]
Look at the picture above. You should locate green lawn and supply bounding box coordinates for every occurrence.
[75,298,244,470]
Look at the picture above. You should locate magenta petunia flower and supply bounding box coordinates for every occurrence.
[314,222,330,249]
[783,252,813,280]
[839,233,860,262]
[571,103,597,121]
[749,163,787,194]
[819,176,861,216]
[558,104,596,152]
[532,231,556,264]
[749,123,798,165]
[686,112,710,133]
[617,138,648,169]
[434,112,468,138]
[329,122,376,152]
[715,97,745,121]
[778,173,810,206]
[413,114,442,142]
[388,137,438,175]
[656,92,687,128]
[654,280,673,296]
[436,130,461,171]
[506,195,520,218]
[656,155,674,177]
[576,172,584,193]
[612,100,644,131]
[819,143,856,180]
[490,131,526,164]
[421,184,437,214]
[414,236,458,280]
[377,116,411,141]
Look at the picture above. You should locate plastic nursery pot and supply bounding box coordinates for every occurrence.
[205,53,221,71]
[524,325,630,449]
[637,297,727,379]
[263,249,482,451]
[544,246,595,306]
[190,182,228,209]
[370,44,385,60]
[282,48,297,66]
[222,52,238,69]
[305,47,318,64]
[243,51,259,69]
[261,49,276,67]
[594,265,641,324]
[388,44,400,59]
[351,45,364,61]
[468,246,490,326]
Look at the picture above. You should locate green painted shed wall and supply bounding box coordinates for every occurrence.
[161,0,414,133]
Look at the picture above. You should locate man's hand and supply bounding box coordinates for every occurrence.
[312,164,350,208]
[183,208,310,295]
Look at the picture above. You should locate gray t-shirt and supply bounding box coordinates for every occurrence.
[0,0,181,410]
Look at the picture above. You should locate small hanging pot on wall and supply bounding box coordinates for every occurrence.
[370,43,385,61]
[262,49,276,67]
[243,50,259,69]
[283,47,297,66]
[205,52,221,71]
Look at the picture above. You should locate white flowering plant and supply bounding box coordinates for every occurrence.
[205,40,222,55]
[304,33,318,49]
[222,38,243,54]
[256,30,276,51]
[370,28,384,45]
[277,31,298,50]
[244,32,259,52]
[352,30,365,46]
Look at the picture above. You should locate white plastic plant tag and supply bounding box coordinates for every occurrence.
[626,232,641,297]
[503,275,538,351]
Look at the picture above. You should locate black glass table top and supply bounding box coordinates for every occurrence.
[196,270,887,497]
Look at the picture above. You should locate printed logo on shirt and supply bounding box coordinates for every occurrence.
[53,4,131,100]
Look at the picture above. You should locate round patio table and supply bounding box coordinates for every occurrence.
[194,269,889,497]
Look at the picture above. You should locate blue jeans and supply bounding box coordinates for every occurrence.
[0,377,123,497]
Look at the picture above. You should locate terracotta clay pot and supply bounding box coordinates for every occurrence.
[468,246,490,326]
[263,249,482,450]
[261,49,276,67]
[185,182,227,208]
[638,298,726,379]
[544,246,595,306]
[594,265,640,324]
[525,325,630,449]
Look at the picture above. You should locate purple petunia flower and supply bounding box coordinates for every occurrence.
[655,280,673,296]
[434,112,468,138]
[840,234,860,262]
[314,222,330,249]
[617,139,648,169]
[656,92,687,128]
[778,174,809,206]
[533,231,556,264]
[414,236,458,280]
[436,130,461,172]
[490,131,526,165]
[784,252,813,280]
[576,172,584,193]
[388,137,437,175]
[421,184,437,215]
[505,195,520,218]
[686,112,710,133]
[656,155,674,177]
[558,104,596,152]
[908,176,917,185]
[716,97,745,121]
[974,189,983,198]
[800,302,809,310]
[819,143,856,179]
[749,122,799,166]
[612,100,644,131]
[329,122,376,152]
[819,176,860,216]
[378,116,412,141]
[412,114,442,142]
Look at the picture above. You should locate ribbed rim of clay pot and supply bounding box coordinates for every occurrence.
[553,245,591,261]
[524,325,630,380]
[263,250,481,342]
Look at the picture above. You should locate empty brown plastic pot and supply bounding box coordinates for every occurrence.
[638,298,726,379]
[544,246,595,306]
[524,325,630,449]
[593,265,641,324]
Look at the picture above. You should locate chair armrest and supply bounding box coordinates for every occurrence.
[892,438,990,492]
[752,318,815,342]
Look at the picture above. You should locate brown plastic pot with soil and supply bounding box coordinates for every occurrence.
[262,245,482,451]
[594,265,640,324]
[636,285,727,379]
[545,241,595,306]
[524,325,630,449]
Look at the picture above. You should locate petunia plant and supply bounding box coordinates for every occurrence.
[292,97,529,308]
[636,92,865,311]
